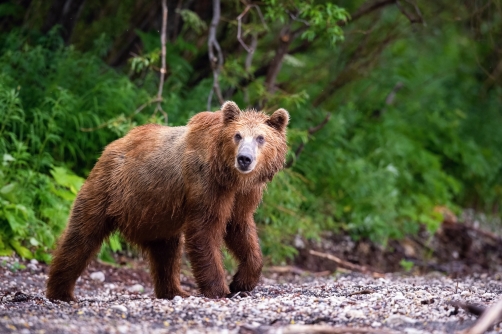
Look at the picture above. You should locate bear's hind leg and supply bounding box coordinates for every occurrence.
[144,236,189,299]
[46,213,114,302]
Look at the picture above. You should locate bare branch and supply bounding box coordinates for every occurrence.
[237,6,253,52]
[243,34,258,104]
[152,0,168,124]
[207,0,224,110]
[287,10,311,27]
[237,4,267,61]
[245,34,258,72]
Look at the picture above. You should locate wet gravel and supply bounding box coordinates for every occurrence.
[1,256,502,333]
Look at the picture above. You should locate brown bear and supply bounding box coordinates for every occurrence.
[46,101,289,301]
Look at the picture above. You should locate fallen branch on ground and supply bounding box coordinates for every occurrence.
[264,266,331,277]
[463,297,502,334]
[239,324,398,334]
[309,250,385,278]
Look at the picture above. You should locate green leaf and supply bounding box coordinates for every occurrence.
[0,182,16,195]
[3,154,15,163]
[10,240,33,259]
[108,233,122,252]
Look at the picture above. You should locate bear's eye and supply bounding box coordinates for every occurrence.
[234,133,242,141]
[256,135,265,145]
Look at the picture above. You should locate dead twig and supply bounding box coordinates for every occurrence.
[462,298,502,334]
[308,250,385,278]
[207,0,224,110]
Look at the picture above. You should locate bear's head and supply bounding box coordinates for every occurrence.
[219,101,289,181]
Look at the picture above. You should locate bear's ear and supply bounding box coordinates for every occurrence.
[221,101,241,124]
[266,108,289,132]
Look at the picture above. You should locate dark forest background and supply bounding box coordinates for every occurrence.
[0,0,501,264]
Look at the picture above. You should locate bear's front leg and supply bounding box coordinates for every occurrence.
[224,218,263,294]
[224,189,264,295]
[185,217,230,299]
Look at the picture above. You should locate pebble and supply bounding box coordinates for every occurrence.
[128,284,144,293]
[110,304,128,314]
[345,309,366,319]
[1,257,501,333]
[89,271,105,282]
[386,315,417,325]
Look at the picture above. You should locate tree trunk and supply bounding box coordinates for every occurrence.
[42,0,87,43]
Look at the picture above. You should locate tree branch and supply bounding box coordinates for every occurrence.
[207,0,224,110]
[153,0,168,124]
[464,297,502,334]
[81,0,169,131]
[237,4,267,53]
[396,0,424,25]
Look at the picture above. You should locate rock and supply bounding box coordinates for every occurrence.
[393,292,406,300]
[294,235,305,249]
[173,295,182,303]
[345,309,366,319]
[117,325,129,333]
[110,304,128,314]
[386,315,417,325]
[404,328,428,334]
[128,284,144,293]
[90,271,105,282]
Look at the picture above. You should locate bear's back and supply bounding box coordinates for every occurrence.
[97,124,189,240]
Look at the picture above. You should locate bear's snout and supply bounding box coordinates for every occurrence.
[237,153,253,169]
[235,143,256,173]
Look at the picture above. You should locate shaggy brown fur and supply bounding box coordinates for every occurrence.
[46,101,289,301]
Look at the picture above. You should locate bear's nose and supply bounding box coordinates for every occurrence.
[237,153,253,169]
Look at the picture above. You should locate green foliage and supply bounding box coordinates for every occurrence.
[0,1,501,266]
[0,29,151,261]
[264,0,349,45]
[177,9,207,35]
[399,259,414,272]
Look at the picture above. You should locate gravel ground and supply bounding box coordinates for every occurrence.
[1,256,502,334]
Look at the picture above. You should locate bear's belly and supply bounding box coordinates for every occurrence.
[116,206,186,243]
